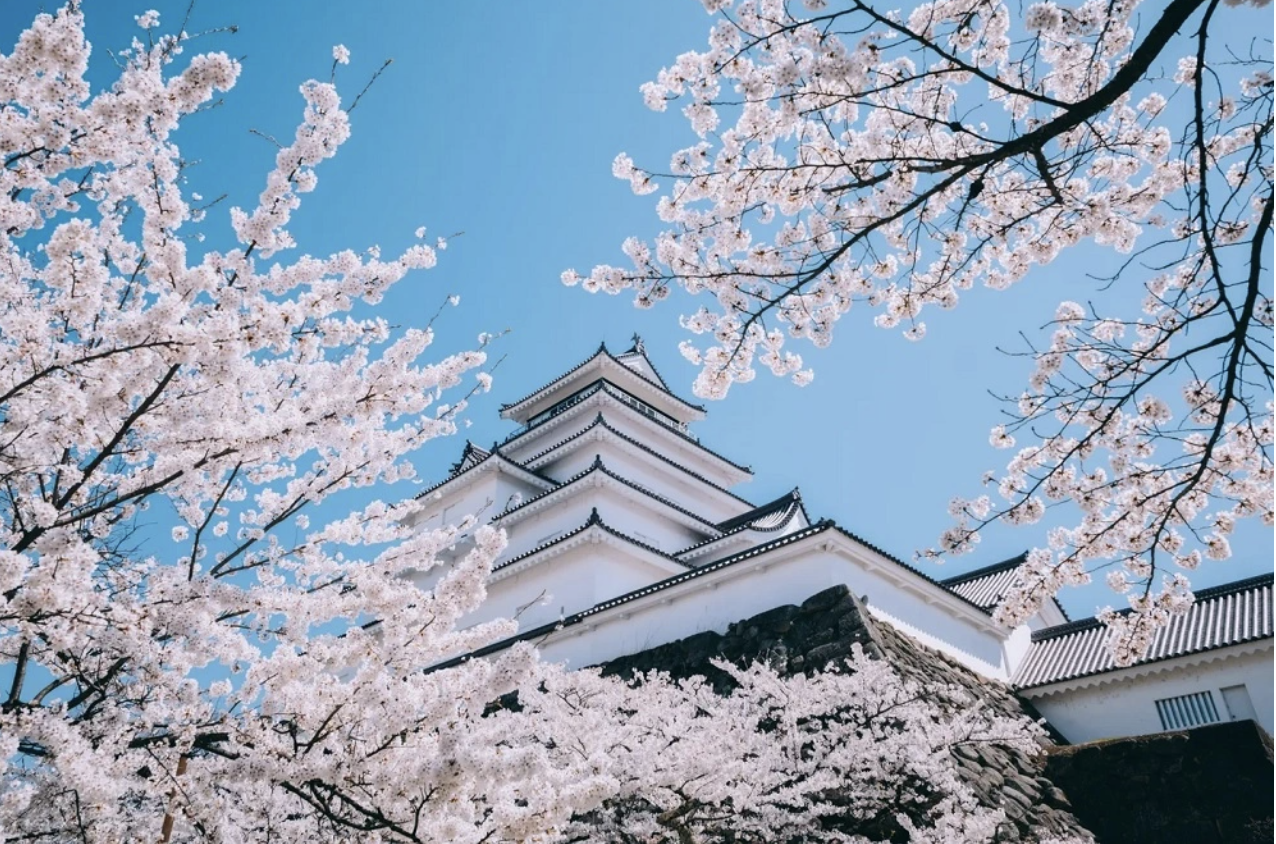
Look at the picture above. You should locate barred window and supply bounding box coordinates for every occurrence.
[1155,691,1221,731]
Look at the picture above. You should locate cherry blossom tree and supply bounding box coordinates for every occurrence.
[0,6,617,841]
[528,647,1089,844]
[568,0,1274,662]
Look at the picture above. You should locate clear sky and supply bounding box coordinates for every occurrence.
[2,1,1270,620]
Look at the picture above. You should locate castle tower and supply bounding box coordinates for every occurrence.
[408,338,812,633]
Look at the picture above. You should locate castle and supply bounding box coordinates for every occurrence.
[408,339,1273,744]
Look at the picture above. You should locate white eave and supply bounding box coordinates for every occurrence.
[518,416,754,515]
[491,460,722,538]
[1017,638,1274,698]
[489,518,690,584]
[415,451,556,506]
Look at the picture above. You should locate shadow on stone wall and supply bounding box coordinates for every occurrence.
[1044,720,1274,844]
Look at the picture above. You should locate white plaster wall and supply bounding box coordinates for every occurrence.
[498,485,707,559]
[537,550,843,668]
[1002,624,1035,679]
[828,549,1007,677]
[533,439,748,526]
[472,543,669,631]
[531,543,1008,679]
[1026,646,1274,743]
[412,472,544,531]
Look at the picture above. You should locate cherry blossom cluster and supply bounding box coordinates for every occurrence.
[568,0,1273,660]
[523,646,1090,844]
[0,6,610,841]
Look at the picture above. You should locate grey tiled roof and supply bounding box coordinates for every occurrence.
[490,507,688,574]
[1014,574,1274,690]
[939,553,1069,622]
[413,448,556,500]
[490,455,722,531]
[940,553,1028,608]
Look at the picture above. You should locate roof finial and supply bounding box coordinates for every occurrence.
[587,507,602,526]
[629,332,645,353]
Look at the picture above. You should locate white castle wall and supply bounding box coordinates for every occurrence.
[531,536,1011,680]
[1023,645,1274,743]
[412,471,547,532]
[473,541,676,631]
[497,484,709,559]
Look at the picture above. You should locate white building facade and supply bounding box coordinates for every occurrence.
[410,340,1274,744]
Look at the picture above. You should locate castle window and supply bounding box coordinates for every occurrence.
[1154,690,1221,731]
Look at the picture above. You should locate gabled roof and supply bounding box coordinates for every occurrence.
[499,343,706,423]
[1014,573,1274,691]
[414,446,556,501]
[490,454,722,533]
[715,489,807,533]
[613,335,670,391]
[448,440,490,476]
[502,400,750,490]
[940,553,1070,623]
[491,507,690,576]
[676,490,809,561]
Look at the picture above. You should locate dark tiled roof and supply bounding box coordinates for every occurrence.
[448,440,490,476]
[941,553,1028,610]
[490,454,722,532]
[515,413,755,507]
[614,336,671,391]
[499,344,705,415]
[716,489,806,533]
[1014,574,1274,690]
[676,492,808,558]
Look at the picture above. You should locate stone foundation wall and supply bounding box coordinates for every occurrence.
[599,584,1091,842]
[1044,720,1274,844]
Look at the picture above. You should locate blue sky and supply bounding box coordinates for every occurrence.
[2,1,1270,619]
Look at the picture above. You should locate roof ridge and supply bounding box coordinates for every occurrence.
[499,348,606,411]
[715,488,803,533]
[938,552,1030,587]
[615,333,672,392]
[499,344,706,415]
[1029,572,1275,643]
[676,498,806,556]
